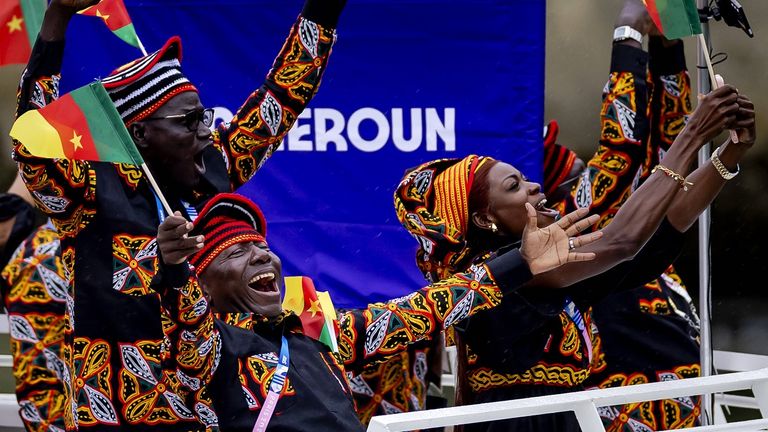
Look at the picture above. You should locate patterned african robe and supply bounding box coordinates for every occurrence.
[2,222,71,432]
[13,15,336,431]
[345,341,434,426]
[558,41,702,431]
[450,42,691,432]
[152,251,533,431]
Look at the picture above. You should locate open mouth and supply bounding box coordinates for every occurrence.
[534,197,560,218]
[248,272,277,293]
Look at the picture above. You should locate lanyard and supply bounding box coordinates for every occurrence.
[563,298,593,363]
[152,191,198,222]
[252,335,290,432]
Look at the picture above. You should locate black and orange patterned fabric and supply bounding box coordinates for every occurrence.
[394,41,689,432]
[557,41,701,431]
[394,155,605,432]
[1,222,72,432]
[345,342,432,425]
[151,248,533,431]
[13,12,337,430]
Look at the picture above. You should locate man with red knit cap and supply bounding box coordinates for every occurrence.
[12,0,346,429]
[150,192,601,431]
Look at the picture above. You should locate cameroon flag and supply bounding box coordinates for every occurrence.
[0,0,45,66]
[78,0,141,49]
[10,81,144,165]
[283,276,339,352]
[643,0,702,39]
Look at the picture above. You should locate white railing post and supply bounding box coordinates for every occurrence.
[750,379,768,418]
[572,401,605,432]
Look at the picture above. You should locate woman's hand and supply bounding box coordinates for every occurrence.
[520,204,603,275]
[733,94,756,148]
[684,85,741,147]
[157,212,204,265]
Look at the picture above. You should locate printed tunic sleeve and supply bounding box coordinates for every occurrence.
[149,262,220,395]
[337,249,533,371]
[568,44,651,229]
[643,38,692,181]
[1,225,73,432]
[14,38,96,239]
[211,14,337,189]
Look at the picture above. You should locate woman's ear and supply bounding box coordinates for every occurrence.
[471,211,497,233]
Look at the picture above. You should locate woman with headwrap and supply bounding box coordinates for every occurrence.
[393,81,754,430]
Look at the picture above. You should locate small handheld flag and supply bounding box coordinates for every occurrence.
[10,81,174,215]
[643,0,739,142]
[0,0,45,66]
[643,0,702,40]
[78,0,147,55]
[283,276,338,351]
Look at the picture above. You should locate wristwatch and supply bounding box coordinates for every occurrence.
[613,26,643,44]
[710,145,740,180]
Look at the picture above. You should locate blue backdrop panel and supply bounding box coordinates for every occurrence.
[61,0,545,308]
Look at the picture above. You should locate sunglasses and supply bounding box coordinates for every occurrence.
[145,108,215,132]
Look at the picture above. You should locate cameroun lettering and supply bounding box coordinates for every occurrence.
[212,107,456,152]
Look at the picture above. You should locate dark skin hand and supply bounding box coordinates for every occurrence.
[39,0,100,42]
[667,90,756,231]
[157,212,204,265]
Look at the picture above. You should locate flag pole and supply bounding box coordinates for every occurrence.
[136,37,148,57]
[696,0,714,425]
[140,163,174,218]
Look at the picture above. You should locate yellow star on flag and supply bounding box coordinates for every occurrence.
[70,131,84,151]
[6,15,23,33]
[95,9,110,22]
[307,300,323,317]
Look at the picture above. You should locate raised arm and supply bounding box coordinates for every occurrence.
[14,0,99,237]
[666,94,755,231]
[338,206,602,371]
[569,42,651,227]
[213,0,346,188]
[151,213,220,394]
[536,84,741,288]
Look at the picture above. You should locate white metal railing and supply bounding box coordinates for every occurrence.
[368,368,768,432]
[1,311,767,431]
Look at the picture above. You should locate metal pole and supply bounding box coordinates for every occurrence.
[696,0,714,425]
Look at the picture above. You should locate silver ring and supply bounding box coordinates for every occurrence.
[568,237,575,251]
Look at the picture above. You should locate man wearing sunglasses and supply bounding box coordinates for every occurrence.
[12,0,346,430]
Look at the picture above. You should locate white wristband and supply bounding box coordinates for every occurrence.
[613,26,643,44]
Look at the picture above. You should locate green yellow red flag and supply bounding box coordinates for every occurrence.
[643,0,702,39]
[283,276,339,351]
[78,0,142,49]
[10,81,144,165]
[0,0,45,66]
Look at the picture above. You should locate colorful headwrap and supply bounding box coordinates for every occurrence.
[102,36,197,125]
[394,155,494,282]
[188,193,267,275]
[542,120,578,198]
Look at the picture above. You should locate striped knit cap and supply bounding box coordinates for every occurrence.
[542,120,577,198]
[188,193,267,275]
[102,36,197,125]
[394,155,493,282]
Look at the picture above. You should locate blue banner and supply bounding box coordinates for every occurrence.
[61,0,545,307]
